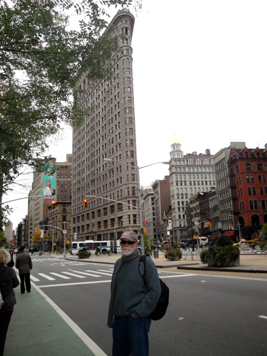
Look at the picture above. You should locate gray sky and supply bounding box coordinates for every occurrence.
[5,0,267,228]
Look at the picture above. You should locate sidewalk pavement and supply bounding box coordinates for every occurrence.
[62,251,267,273]
[4,251,267,356]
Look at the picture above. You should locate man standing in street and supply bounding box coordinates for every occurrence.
[107,231,161,356]
[15,246,32,294]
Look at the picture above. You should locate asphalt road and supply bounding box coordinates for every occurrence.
[29,254,267,356]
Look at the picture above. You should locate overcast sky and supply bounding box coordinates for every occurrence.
[5,0,267,228]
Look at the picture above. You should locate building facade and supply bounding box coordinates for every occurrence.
[213,142,246,236]
[152,176,171,241]
[169,139,216,243]
[141,187,155,242]
[228,145,267,240]
[4,220,13,243]
[28,154,72,244]
[72,10,139,241]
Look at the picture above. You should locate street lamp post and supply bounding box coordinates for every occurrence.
[63,221,67,258]
[104,158,168,254]
[229,215,241,242]
[194,219,210,250]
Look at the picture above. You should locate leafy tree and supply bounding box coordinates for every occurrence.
[139,234,152,255]
[0,231,7,247]
[0,0,142,224]
[215,234,233,247]
[261,223,267,240]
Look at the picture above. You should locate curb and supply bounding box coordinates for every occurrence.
[177,266,267,273]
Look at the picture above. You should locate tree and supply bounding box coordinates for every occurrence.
[0,231,7,247]
[0,0,142,224]
[215,234,233,247]
[261,223,267,240]
[140,234,152,256]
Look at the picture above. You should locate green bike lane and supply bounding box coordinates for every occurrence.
[5,283,107,356]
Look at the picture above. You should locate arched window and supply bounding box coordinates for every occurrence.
[251,215,260,226]
[257,163,263,171]
[245,163,251,171]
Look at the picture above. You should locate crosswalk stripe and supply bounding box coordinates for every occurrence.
[38,273,55,281]
[68,270,101,278]
[98,269,114,273]
[85,270,113,276]
[62,272,86,278]
[50,273,71,279]
[30,275,40,282]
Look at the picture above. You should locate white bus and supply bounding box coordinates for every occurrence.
[70,240,121,255]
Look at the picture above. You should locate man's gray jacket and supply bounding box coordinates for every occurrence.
[15,251,32,274]
[113,255,161,318]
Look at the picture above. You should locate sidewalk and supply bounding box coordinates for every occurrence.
[5,283,107,356]
[62,251,267,273]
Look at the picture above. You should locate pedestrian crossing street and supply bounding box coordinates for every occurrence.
[30,268,114,283]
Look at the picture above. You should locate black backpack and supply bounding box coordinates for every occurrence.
[138,255,169,321]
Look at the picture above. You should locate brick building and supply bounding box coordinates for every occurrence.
[228,145,267,240]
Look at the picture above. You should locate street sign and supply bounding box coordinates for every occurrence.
[63,230,67,234]
[142,220,148,225]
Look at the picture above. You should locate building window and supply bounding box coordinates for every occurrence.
[257,163,263,171]
[245,163,251,171]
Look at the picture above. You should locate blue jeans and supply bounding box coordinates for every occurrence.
[112,315,151,356]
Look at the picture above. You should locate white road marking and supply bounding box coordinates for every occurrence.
[30,275,40,282]
[38,280,111,288]
[38,273,56,281]
[50,272,71,279]
[32,282,107,356]
[85,269,113,276]
[160,274,197,279]
[68,269,101,278]
[98,269,114,273]
[259,315,267,319]
[62,272,86,278]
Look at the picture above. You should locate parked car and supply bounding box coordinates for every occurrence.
[151,244,161,250]
[29,246,39,253]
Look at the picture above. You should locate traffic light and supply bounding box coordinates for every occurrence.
[83,199,87,208]
[207,222,211,227]
[51,200,55,209]
[141,227,146,234]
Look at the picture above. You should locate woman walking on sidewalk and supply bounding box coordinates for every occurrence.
[0,248,19,356]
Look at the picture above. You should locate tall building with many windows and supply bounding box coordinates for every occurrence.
[169,138,216,243]
[72,10,139,241]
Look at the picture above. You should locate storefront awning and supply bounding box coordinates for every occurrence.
[224,232,235,236]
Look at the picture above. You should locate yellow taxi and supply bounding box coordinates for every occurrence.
[233,239,248,246]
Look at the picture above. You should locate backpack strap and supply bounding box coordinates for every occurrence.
[139,254,150,293]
